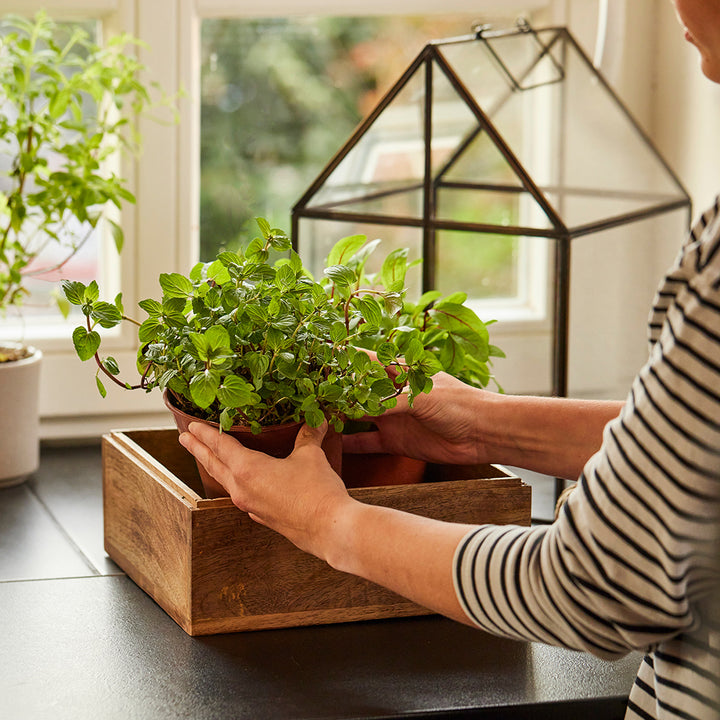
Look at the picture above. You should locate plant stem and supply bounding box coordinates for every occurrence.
[87,314,142,390]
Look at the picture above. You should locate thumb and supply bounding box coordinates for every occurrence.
[293,420,328,452]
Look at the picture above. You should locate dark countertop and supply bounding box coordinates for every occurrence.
[0,444,642,720]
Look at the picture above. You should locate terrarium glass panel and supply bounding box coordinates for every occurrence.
[296,24,688,245]
[438,28,687,231]
[307,68,426,212]
[293,22,691,399]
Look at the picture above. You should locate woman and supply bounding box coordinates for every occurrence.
[179,2,720,717]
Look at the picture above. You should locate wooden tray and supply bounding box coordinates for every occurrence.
[102,428,531,636]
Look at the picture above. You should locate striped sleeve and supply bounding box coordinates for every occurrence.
[454,202,720,717]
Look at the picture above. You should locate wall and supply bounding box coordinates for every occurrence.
[531,0,714,400]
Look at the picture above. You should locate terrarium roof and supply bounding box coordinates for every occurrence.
[293,21,690,241]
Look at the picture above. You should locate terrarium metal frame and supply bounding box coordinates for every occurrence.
[291,20,692,507]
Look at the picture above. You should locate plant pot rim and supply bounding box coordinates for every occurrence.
[0,342,42,366]
[163,389,303,434]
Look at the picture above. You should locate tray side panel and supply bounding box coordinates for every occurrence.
[187,476,530,634]
[103,436,193,632]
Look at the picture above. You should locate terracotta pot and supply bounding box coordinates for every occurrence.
[0,344,42,488]
[164,391,343,498]
[341,453,427,489]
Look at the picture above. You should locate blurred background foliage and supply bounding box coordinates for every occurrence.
[199,15,482,258]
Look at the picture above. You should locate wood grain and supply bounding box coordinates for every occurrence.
[103,430,532,636]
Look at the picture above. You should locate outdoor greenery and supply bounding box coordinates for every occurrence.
[199,15,517,300]
[63,219,503,433]
[0,12,163,331]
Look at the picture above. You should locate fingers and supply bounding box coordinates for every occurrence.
[293,420,327,452]
[343,430,386,455]
[178,422,246,489]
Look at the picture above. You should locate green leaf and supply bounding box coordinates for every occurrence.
[102,356,120,375]
[371,377,396,398]
[304,407,326,428]
[326,234,367,267]
[216,375,259,408]
[84,281,100,303]
[268,229,291,252]
[189,332,210,360]
[351,349,371,373]
[91,301,123,328]
[162,297,187,315]
[382,291,404,316]
[276,263,296,290]
[108,218,124,254]
[159,272,193,299]
[358,295,383,327]
[95,375,107,398]
[376,341,398,366]
[246,352,270,380]
[205,325,231,352]
[158,369,178,390]
[220,408,237,432]
[138,317,162,343]
[318,382,342,402]
[138,298,163,316]
[403,338,425,366]
[380,248,410,292]
[206,259,231,285]
[72,326,101,361]
[246,303,268,324]
[189,370,220,409]
[416,290,442,311]
[324,264,356,287]
[288,250,303,274]
[439,336,465,376]
[255,217,272,238]
[435,292,468,307]
[62,280,86,306]
[329,322,347,344]
[431,307,490,362]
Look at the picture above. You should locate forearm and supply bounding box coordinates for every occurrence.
[323,497,476,624]
[479,393,624,480]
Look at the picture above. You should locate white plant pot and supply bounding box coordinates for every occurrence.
[0,344,42,488]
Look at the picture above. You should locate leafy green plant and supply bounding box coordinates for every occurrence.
[63,219,503,433]
[0,11,168,323]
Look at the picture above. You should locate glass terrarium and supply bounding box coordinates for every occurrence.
[291,20,691,400]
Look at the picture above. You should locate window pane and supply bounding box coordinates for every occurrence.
[0,19,112,329]
[200,15,484,261]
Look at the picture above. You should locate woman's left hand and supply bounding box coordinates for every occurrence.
[179,420,353,561]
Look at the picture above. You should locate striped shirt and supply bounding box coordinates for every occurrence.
[454,200,720,719]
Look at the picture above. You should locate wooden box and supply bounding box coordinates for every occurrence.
[102,428,531,636]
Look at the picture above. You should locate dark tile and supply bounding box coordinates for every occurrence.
[0,483,96,581]
[29,443,121,576]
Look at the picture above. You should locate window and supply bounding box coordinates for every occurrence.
[18,0,588,437]
[0,18,121,335]
[199,13,541,318]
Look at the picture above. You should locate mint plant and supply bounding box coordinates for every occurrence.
[0,11,170,321]
[63,219,503,433]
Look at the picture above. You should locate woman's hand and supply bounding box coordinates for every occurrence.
[344,363,624,480]
[179,420,354,561]
[180,415,475,624]
[344,371,492,466]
